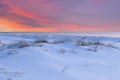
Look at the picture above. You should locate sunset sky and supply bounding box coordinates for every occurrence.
[0,0,120,32]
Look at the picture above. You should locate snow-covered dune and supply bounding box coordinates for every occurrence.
[0,33,120,80]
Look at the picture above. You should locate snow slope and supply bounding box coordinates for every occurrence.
[0,33,120,80]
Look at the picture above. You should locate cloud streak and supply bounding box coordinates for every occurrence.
[0,0,42,27]
[0,0,120,32]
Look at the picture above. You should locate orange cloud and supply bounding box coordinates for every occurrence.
[0,18,116,32]
[52,22,115,32]
[1,0,119,32]
[0,19,56,32]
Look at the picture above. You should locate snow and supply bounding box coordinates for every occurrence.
[0,32,120,80]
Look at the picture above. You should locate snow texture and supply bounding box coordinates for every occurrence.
[0,32,120,80]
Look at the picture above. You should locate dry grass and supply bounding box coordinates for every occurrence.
[17,41,30,48]
[106,43,118,49]
[77,40,103,46]
[34,39,48,43]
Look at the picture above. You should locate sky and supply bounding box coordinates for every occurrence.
[0,0,120,32]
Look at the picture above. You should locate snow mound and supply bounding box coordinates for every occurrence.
[0,33,120,80]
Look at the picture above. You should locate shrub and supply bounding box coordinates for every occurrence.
[0,41,5,51]
[77,40,90,46]
[0,41,5,45]
[92,41,103,45]
[0,41,2,44]
[17,41,30,48]
[7,41,29,49]
[106,43,118,49]
[61,65,68,73]
[87,46,98,52]
[7,43,18,49]
[53,40,65,44]
[32,43,43,47]
[0,45,3,51]
[77,40,103,46]
[34,39,48,43]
